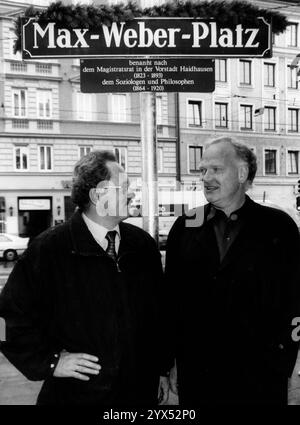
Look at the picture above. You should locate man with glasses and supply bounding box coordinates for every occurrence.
[0,150,169,406]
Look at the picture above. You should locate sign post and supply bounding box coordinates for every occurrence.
[140,92,158,241]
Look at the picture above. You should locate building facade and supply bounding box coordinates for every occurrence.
[0,0,177,237]
[0,0,300,238]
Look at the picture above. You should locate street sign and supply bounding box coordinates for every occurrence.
[22,17,271,59]
[80,58,215,93]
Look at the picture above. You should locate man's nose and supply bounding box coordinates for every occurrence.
[202,169,213,182]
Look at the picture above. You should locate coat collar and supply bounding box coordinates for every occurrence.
[189,195,259,270]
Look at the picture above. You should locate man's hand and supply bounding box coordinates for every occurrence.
[158,376,170,405]
[53,351,101,381]
[169,362,178,395]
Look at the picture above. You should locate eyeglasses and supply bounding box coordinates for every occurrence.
[96,186,122,191]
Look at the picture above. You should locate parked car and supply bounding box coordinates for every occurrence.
[0,233,29,261]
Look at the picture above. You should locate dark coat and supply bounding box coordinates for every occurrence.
[165,196,300,405]
[0,211,164,406]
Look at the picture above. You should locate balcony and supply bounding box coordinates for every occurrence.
[5,118,59,133]
[4,60,61,80]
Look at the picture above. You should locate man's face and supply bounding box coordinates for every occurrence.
[199,142,244,210]
[96,161,135,219]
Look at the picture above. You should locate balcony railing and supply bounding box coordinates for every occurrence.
[12,119,29,129]
[10,62,27,73]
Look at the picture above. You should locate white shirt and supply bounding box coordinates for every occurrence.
[82,213,121,253]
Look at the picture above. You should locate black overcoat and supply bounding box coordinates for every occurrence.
[165,196,300,405]
[0,211,163,406]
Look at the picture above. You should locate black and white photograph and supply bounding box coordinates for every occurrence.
[0,0,300,415]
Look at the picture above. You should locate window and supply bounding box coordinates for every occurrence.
[12,89,27,117]
[111,94,127,122]
[240,105,253,130]
[287,23,298,47]
[264,63,275,87]
[287,65,298,89]
[265,149,277,175]
[37,90,52,118]
[189,146,203,173]
[239,60,251,85]
[78,146,92,158]
[14,146,29,171]
[187,100,202,127]
[215,59,227,82]
[114,147,127,171]
[264,106,276,131]
[215,102,228,128]
[39,145,53,171]
[288,108,299,132]
[76,92,93,120]
[287,151,299,174]
[157,147,164,173]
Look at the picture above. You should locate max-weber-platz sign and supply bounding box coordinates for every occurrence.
[22,16,271,93]
[22,17,271,59]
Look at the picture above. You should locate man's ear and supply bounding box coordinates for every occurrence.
[238,164,249,184]
[89,188,98,205]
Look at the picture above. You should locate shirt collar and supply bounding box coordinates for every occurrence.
[82,213,120,243]
[207,196,249,222]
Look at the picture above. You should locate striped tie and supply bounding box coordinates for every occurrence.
[105,230,117,262]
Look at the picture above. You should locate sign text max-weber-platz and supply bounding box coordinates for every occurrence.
[22,17,272,59]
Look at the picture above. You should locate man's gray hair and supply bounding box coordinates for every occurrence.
[206,137,257,183]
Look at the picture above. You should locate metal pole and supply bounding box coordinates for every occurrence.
[175,92,181,190]
[140,92,159,244]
